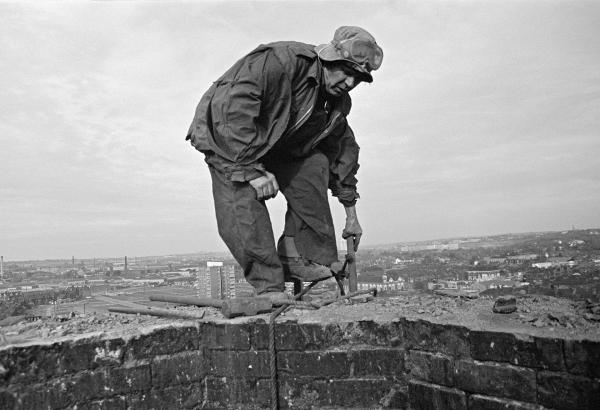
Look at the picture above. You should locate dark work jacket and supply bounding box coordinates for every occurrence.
[186,41,360,206]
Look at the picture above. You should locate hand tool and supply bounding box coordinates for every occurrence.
[316,288,377,308]
[108,306,205,320]
[149,294,276,318]
[97,295,206,320]
[346,237,358,292]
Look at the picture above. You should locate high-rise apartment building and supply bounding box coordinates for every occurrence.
[196,262,239,299]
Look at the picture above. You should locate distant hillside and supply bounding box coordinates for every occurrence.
[367,228,600,253]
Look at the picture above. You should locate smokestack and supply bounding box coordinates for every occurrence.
[124,256,128,272]
[72,256,75,266]
[1,256,3,279]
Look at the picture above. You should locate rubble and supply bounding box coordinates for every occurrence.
[1,292,599,347]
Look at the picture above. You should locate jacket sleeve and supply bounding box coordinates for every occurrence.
[321,120,361,207]
[207,49,291,182]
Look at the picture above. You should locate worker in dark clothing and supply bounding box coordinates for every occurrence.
[186,26,383,302]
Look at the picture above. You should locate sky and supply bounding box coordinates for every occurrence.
[1,0,599,261]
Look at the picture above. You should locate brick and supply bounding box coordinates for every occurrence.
[0,389,17,410]
[90,339,126,367]
[199,322,251,350]
[250,322,271,350]
[273,377,397,408]
[55,341,94,374]
[0,339,118,386]
[0,337,125,386]
[401,319,471,358]
[406,350,453,386]
[203,377,231,408]
[453,360,536,402]
[277,351,350,378]
[59,339,106,373]
[351,348,405,377]
[325,378,394,408]
[107,363,151,393]
[68,369,111,402]
[18,380,73,409]
[537,370,600,410]
[493,297,517,314]
[152,351,206,387]
[408,380,467,410]
[125,326,199,359]
[74,395,127,410]
[204,377,270,409]
[380,384,409,409]
[255,322,311,351]
[277,377,330,409]
[343,320,405,347]
[469,394,544,409]
[470,331,565,371]
[0,344,61,385]
[252,321,345,351]
[209,350,270,378]
[564,339,600,378]
[129,383,203,409]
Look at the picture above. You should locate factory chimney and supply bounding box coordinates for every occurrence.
[124,256,128,272]
[1,256,3,279]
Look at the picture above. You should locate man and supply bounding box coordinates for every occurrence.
[186,26,383,302]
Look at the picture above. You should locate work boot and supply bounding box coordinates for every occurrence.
[330,260,346,278]
[280,256,334,282]
[258,291,291,306]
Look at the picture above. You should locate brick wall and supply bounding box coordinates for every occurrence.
[0,318,598,409]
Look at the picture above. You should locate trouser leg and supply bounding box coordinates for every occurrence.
[266,151,338,266]
[207,165,284,294]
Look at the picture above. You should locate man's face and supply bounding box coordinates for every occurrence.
[323,62,363,97]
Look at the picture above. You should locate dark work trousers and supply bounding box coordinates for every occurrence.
[207,150,338,294]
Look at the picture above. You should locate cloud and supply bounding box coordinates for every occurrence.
[1,1,599,259]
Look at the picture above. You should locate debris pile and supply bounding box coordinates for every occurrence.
[0,307,207,346]
[579,299,600,321]
[302,293,600,339]
[513,295,600,330]
[1,292,599,347]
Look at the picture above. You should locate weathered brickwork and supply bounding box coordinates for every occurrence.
[469,331,565,371]
[0,319,598,409]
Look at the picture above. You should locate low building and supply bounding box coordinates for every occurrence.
[428,280,470,291]
[358,274,406,293]
[467,270,501,282]
[534,257,577,268]
[506,254,538,264]
[400,242,459,252]
[547,257,577,267]
[483,257,507,265]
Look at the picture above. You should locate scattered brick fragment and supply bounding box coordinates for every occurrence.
[493,297,517,314]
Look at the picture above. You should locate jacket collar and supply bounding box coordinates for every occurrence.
[296,46,321,85]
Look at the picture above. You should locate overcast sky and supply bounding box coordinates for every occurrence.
[1,1,599,261]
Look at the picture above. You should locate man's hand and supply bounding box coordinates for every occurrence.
[342,205,362,251]
[249,171,279,200]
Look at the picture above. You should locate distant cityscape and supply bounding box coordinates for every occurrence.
[1,228,599,321]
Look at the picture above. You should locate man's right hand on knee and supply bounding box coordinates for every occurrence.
[249,171,279,200]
